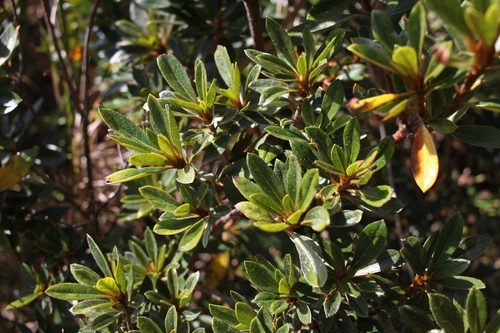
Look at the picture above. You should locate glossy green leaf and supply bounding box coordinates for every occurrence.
[129,152,169,166]
[347,43,393,72]
[321,80,344,121]
[147,94,169,137]
[429,293,464,333]
[45,283,106,300]
[354,250,401,276]
[0,24,18,66]
[352,186,392,207]
[244,261,279,292]
[106,166,167,183]
[430,118,458,134]
[302,206,329,231]
[467,287,487,333]
[99,108,150,144]
[401,236,425,276]
[290,233,327,287]
[435,276,485,290]
[308,0,350,21]
[407,2,426,56]
[209,304,239,327]
[236,201,274,223]
[330,209,362,227]
[139,186,179,213]
[87,235,112,278]
[165,305,178,332]
[324,290,342,317]
[212,318,240,333]
[371,10,401,52]
[474,98,500,112]
[90,312,121,331]
[95,277,121,296]
[297,169,319,212]
[343,118,360,165]
[6,293,41,309]
[430,259,470,280]
[429,213,463,271]
[71,264,101,287]
[247,154,285,205]
[350,221,387,272]
[423,0,472,38]
[453,235,492,261]
[137,316,164,333]
[400,305,435,333]
[157,54,197,102]
[485,310,500,333]
[108,135,157,154]
[69,299,112,314]
[452,125,500,148]
[266,17,298,68]
[0,89,22,115]
[371,137,395,172]
[178,219,206,251]
[235,302,256,328]
[392,45,419,77]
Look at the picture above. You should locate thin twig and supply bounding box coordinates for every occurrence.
[242,0,265,51]
[79,0,102,234]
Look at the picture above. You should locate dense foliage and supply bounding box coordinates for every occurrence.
[1,0,500,332]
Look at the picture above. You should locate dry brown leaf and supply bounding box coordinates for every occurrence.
[411,125,439,192]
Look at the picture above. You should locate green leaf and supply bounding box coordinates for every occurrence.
[99,109,150,144]
[297,169,319,212]
[0,24,19,67]
[87,235,112,278]
[178,219,206,251]
[244,261,279,293]
[392,45,419,77]
[371,10,401,53]
[266,18,298,68]
[401,236,425,276]
[422,0,472,38]
[429,213,463,271]
[45,283,106,300]
[265,126,307,141]
[297,302,312,324]
[91,312,121,331]
[400,305,436,333]
[6,293,41,309]
[209,304,239,327]
[106,167,167,183]
[324,290,342,317]
[212,318,240,333]
[352,186,392,207]
[308,0,350,21]
[453,235,492,261]
[139,186,179,213]
[330,210,363,227]
[347,43,393,72]
[429,293,464,333]
[69,299,112,314]
[350,221,387,272]
[486,310,500,333]
[70,264,101,286]
[215,46,234,89]
[290,233,327,287]
[129,152,169,166]
[430,118,458,134]
[147,94,169,137]
[474,98,500,112]
[176,165,196,184]
[435,276,485,290]
[137,316,164,333]
[157,54,197,102]
[354,250,401,276]
[302,206,329,231]
[235,302,256,329]
[236,201,274,223]
[253,222,289,232]
[371,137,395,172]
[343,118,360,165]
[154,216,198,235]
[467,287,487,333]
[108,135,157,154]
[452,125,500,148]
[247,154,285,206]
[430,259,469,280]
[0,89,22,115]
[407,2,426,56]
[95,277,121,296]
[165,306,178,332]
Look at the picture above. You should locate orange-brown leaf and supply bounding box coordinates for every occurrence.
[0,148,38,191]
[411,125,439,192]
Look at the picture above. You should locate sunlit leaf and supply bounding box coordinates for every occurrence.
[411,125,439,192]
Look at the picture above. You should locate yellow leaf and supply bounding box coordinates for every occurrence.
[0,148,38,191]
[206,251,230,290]
[348,91,414,113]
[411,125,439,192]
